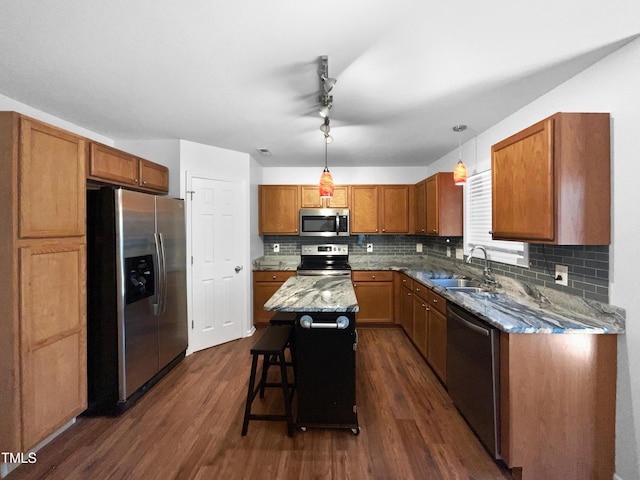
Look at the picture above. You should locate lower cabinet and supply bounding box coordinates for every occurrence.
[352,271,395,324]
[252,271,296,325]
[395,272,447,384]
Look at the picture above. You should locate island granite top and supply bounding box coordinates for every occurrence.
[264,276,359,313]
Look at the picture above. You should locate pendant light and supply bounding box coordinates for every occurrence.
[319,136,334,198]
[452,124,468,186]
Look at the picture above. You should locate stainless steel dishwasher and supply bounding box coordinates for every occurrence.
[446,303,501,458]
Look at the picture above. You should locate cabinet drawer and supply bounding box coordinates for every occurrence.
[253,271,296,282]
[413,282,428,300]
[427,289,446,315]
[352,270,394,282]
[399,274,413,290]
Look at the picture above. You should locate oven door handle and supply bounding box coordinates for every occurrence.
[300,314,350,329]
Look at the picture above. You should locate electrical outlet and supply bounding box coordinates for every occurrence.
[273,243,280,253]
[455,248,463,260]
[366,243,373,253]
[555,265,568,286]
[416,243,423,253]
[447,247,451,257]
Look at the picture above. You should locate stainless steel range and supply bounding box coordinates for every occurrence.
[297,244,351,277]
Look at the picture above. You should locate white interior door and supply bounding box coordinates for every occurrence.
[189,176,246,353]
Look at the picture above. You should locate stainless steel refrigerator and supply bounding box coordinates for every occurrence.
[86,187,188,415]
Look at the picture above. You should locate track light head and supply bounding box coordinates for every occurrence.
[321,75,337,93]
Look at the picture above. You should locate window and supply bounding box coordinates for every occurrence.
[465,170,528,267]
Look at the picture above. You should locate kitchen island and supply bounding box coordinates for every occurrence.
[264,276,360,434]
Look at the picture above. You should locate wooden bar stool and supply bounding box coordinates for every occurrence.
[241,325,295,437]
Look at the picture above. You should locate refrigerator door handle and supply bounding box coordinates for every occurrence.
[159,232,168,314]
[153,233,164,316]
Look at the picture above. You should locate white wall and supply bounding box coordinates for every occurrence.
[262,165,429,185]
[249,156,264,261]
[430,37,640,480]
[0,93,113,144]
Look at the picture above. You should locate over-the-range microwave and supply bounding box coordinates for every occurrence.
[299,208,350,237]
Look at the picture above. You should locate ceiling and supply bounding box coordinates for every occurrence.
[0,1,638,168]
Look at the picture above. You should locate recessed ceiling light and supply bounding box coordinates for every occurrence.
[255,148,272,156]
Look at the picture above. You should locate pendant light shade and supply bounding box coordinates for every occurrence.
[319,167,334,198]
[453,160,467,185]
[319,138,334,198]
[452,125,468,186]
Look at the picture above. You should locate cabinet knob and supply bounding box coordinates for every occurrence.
[272,275,276,280]
[432,229,437,233]
[421,228,425,232]
[371,275,375,279]
[416,287,420,292]
[133,178,139,184]
[143,180,147,185]
[432,298,438,304]
[375,228,379,232]
[353,284,357,288]
[382,228,386,232]
[488,230,494,235]
[407,292,412,296]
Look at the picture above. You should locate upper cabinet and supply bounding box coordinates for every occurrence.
[259,185,300,234]
[88,142,169,194]
[492,112,610,244]
[414,179,427,234]
[300,184,350,208]
[351,185,412,234]
[424,173,462,237]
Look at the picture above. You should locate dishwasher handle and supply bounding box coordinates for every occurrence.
[299,314,350,329]
[450,310,490,336]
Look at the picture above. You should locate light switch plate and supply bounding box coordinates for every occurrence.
[555,265,568,286]
[455,248,464,260]
[447,247,451,257]
[416,243,423,253]
[273,243,280,253]
[366,243,373,253]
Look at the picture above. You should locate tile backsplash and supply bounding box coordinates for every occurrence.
[262,235,610,303]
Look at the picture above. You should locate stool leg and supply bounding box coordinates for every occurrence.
[259,353,270,398]
[242,354,259,436]
[279,352,294,437]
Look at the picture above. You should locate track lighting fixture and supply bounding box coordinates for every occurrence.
[453,125,468,186]
[317,56,337,198]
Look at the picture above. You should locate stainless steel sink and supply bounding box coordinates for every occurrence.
[430,278,479,288]
[447,286,487,293]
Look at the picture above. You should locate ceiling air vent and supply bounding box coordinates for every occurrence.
[255,148,272,156]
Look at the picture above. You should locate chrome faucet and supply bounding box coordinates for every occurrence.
[466,245,499,288]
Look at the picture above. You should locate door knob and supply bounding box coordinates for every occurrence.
[235,265,243,273]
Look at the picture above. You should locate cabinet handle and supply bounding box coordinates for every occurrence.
[376,228,379,232]
[353,284,357,288]
[416,287,420,292]
[402,279,406,284]
[143,180,147,185]
[407,292,412,296]
[133,178,139,184]
[272,275,277,280]
[488,230,494,235]
[382,228,386,232]
[432,229,437,233]
[432,298,438,304]
[371,275,376,279]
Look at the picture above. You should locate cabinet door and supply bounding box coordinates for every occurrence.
[492,118,554,241]
[351,185,379,233]
[253,271,296,324]
[425,175,438,235]
[300,185,349,208]
[428,308,447,383]
[139,158,169,193]
[352,271,394,323]
[259,185,300,234]
[426,173,463,237]
[399,285,413,335]
[20,242,87,449]
[412,294,428,357]
[380,185,410,233]
[19,118,86,238]
[415,179,427,234]
[88,142,139,187]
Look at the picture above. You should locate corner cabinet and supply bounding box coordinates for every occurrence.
[258,185,300,234]
[0,112,87,453]
[491,112,610,244]
[87,142,169,194]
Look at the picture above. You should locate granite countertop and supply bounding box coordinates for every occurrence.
[254,255,625,334]
[264,276,359,313]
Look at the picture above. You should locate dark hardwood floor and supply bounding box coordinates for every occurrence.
[7,328,512,480]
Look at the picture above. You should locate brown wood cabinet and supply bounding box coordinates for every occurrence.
[0,112,87,453]
[491,112,610,244]
[352,271,394,323]
[351,185,412,234]
[395,274,414,335]
[88,142,169,194]
[500,332,616,479]
[412,285,429,357]
[258,185,300,234]
[252,270,296,324]
[414,179,427,234]
[425,172,462,236]
[300,184,349,208]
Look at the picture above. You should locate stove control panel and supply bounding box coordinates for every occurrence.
[301,244,349,256]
